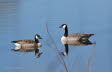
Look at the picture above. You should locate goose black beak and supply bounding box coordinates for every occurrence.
[59,26,62,28]
[40,37,42,39]
[38,36,42,39]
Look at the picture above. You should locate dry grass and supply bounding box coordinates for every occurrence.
[45,24,69,72]
[86,43,96,72]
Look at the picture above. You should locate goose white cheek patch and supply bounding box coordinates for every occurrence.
[36,36,38,39]
[62,25,66,28]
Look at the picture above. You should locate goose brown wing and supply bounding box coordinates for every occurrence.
[68,33,94,38]
[68,33,84,38]
[12,40,35,44]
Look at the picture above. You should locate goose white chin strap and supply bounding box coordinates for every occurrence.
[63,52,67,56]
[62,25,66,28]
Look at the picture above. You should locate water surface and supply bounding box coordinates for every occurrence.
[0,0,112,72]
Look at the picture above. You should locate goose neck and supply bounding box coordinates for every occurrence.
[35,38,39,43]
[64,26,68,37]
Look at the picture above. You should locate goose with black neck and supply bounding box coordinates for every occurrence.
[59,24,95,56]
[11,34,42,57]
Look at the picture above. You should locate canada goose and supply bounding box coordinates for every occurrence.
[11,34,42,57]
[59,24,94,56]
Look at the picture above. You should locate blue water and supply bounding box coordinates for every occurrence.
[0,0,112,72]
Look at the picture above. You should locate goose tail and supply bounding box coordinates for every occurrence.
[11,41,18,43]
[90,34,94,36]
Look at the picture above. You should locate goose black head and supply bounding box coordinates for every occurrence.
[35,34,42,39]
[59,24,67,28]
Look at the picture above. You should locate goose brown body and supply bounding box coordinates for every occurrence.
[11,34,42,57]
[61,33,94,46]
[11,40,42,52]
[60,24,94,56]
